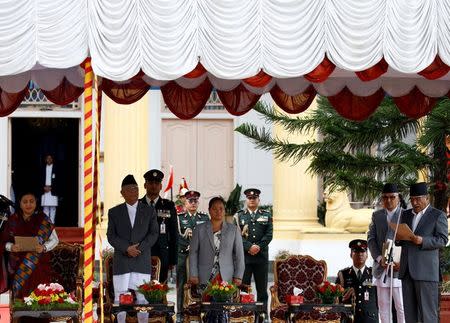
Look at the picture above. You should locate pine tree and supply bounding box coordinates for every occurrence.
[235,97,450,211]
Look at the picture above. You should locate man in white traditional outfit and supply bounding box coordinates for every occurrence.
[41,154,58,223]
[107,174,159,307]
[367,183,405,323]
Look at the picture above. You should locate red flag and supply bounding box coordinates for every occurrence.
[164,165,174,193]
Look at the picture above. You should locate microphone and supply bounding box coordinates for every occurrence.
[0,195,14,207]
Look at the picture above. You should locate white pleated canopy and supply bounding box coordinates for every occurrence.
[0,0,449,91]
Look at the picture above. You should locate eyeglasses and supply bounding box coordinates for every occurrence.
[382,195,398,200]
[188,199,199,204]
[410,195,427,202]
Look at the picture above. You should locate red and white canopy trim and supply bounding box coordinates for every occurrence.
[0,0,449,120]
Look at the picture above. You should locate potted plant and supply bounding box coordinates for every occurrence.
[14,283,78,311]
[137,280,169,304]
[316,281,345,304]
[205,280,237,303]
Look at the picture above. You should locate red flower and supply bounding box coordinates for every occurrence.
[38,297,51,305]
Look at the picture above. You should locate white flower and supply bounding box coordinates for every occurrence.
[50,283,64,292]
[66,296,77,304]
[24,296,34,306]
[37,284,47,291]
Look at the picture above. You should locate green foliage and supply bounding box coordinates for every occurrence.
[225,184,243,216]
[13,300,79,311]
[235,97,450,210]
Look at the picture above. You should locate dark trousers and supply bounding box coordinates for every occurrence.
[156,249,170,284]
[176,253,188,313]
[242,262,269,310]
[402,272,439,323]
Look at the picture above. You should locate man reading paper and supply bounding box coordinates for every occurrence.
[397,182,448,323]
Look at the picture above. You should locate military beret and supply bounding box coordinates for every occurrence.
[244,188,261,198]
[382,183,398,194]
[185,190,200,199]
[410,182,428,197]
[143,169,164,182]
[349,239,368,252]
[121,174,137,187]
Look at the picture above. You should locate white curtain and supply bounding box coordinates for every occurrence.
[0,0,449,84]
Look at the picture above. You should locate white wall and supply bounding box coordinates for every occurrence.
[0,117,8,197]
[234,95,273,205]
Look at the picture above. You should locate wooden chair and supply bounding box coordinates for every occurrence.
[10,242,84,323]
[270,255,341,323]
[183,264,254,323]
[103,254,163,323]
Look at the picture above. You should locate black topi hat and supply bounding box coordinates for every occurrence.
[382,183,398,194]
[410,182,428,197]
[121,174,137,187]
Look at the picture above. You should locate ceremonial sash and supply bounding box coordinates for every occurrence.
[12,216,54,295]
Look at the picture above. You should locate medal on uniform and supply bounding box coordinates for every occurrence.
[160,222,166,234]
[364,291,369,301]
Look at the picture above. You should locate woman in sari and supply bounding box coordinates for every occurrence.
[1,192,59,298]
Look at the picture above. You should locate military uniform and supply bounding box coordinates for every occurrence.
[235,207,273,306]
[336,239,378,323]
[176,210,209,312]
[140,195,177,283]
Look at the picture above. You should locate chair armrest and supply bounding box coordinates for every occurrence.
[184,283,201,308]
[270,284,282,310]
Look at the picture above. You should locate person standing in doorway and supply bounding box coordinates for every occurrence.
[41,154,58,223]
[367,183,405,323]
[234,188,273,313]
[140,169,178,284]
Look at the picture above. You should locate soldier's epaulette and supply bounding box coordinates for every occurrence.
[258,209,270,215]
[198,211,208,216]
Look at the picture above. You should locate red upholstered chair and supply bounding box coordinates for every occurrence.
[270,255,341,323]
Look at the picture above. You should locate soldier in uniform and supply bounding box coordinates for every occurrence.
[140,169,178,284]
[336,239,379,323]
[176,188,188,214]
[234,188,273,312]
[176,190,209,316]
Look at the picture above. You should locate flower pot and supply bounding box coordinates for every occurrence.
[211,295,232,303]
[320,296,337,304]
[144,294,163,304]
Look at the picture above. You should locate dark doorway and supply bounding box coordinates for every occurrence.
[11,118,79,226]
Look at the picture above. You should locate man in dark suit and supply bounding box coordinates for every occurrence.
[398,182,448,323]
[367,183,405,323]
[107,174,159,304]
[336,239,378,323]
[140,169,178,283]
[41,154,59,223]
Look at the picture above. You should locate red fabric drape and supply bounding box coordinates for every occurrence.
[184,63,207,78]
[270,85,316,114]
[327,87,385,121]
[393,87,437,118]
[0,85,28,117]
[244,71,272,88]
[304,56,336,83]
[41,77,84,106]
[355,58,388,82]
[161,78,212,119]
[101,77,149,105]
[418,56,450,80]
[217,84,261,116]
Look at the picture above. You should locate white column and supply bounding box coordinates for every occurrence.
[0,117,8,196]
[148,90,162,169]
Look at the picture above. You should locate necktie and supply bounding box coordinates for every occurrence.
[357,269,362,280]
[150,200,154,206]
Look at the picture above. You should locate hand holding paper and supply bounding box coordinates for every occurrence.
[389,222,416,241]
